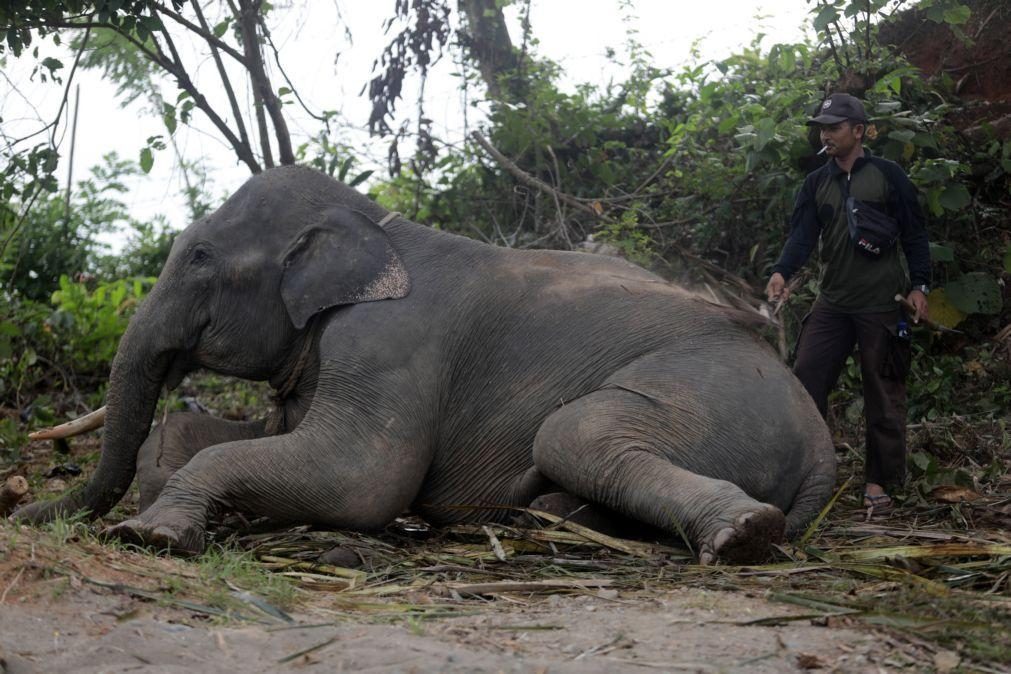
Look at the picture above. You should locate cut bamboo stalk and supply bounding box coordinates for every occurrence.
[0,475,29,516]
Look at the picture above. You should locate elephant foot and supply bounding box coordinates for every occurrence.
[105,516,207,557]
[697,504,785,566]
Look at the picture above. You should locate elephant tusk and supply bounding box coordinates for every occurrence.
[29,406,107,440]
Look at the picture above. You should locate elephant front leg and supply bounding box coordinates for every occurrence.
[107,430,427,555]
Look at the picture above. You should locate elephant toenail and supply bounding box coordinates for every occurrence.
[712,526,736,551]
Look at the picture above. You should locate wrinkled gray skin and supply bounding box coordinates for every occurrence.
[14,166,836,564]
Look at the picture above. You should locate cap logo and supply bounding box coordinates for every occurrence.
[822,99,832,109]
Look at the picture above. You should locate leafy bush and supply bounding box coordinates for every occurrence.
[1,275,154,407]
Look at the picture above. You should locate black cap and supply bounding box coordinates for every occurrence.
[806,93,868,126]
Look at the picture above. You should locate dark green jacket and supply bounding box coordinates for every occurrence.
[772,150,930,313]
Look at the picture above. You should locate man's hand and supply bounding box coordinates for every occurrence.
[907,288,929,323]
[765,272,789,303]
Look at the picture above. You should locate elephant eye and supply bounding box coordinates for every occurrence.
[190,247,212,265]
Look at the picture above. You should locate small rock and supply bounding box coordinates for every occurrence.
[796,652,826,669]
[45,478,68,493]
[318,546,362,568]
[933,650,960,674]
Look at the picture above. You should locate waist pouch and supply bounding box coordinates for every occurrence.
[845,197,899,258]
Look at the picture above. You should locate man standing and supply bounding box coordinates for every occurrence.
[765,93,930,516]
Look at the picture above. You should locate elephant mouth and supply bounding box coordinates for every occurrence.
[164,350,197,391]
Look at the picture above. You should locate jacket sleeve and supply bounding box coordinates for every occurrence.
[771,171,821,281]
[880,160,931,287]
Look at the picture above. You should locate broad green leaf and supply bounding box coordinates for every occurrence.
[754,118,776,151]
[938,184,971,211]
[213,20,230,38]
[942,5,971,24]
[140,147,154,173]
[944,272,1002,315]
[717,115,739,134]
[925,187,943,217]
[911,133,937,149]
[781,47,796,72]
[928,242,954,263]
[162,103,177,134]
[337,156,354,181]
[812,5,840,31]
[888,129,916,143]
[1003,243,1011,274]
[925,289,966,329]
[348,170,374,188]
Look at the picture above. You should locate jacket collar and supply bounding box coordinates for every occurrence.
[827,147,874,177]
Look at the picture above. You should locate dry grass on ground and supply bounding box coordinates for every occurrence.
[1,389,1009,672]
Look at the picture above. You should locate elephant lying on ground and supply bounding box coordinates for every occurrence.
[15,166,836,564]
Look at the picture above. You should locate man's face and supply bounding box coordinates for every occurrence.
[819,121,863,157]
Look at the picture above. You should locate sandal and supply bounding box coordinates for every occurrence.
[863,493,895,518]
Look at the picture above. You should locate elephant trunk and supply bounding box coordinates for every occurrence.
[13,297,175,523]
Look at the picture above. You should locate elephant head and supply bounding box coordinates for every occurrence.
[14,166,410,523]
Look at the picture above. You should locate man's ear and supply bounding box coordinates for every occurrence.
[280,206,410,329]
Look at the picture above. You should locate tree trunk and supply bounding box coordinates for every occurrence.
[457,0,524,102]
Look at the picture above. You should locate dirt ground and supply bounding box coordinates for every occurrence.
[0,539,928,674]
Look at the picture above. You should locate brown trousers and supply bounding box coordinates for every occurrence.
[792,301,910,488]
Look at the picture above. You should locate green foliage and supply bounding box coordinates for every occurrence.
[0,275,154,406]
[296,128,374,188]
[49,275,155,371]
[907,450,975,496]
[6,154,135,301]
[0,2,184,58]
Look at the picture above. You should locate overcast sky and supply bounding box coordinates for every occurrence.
[2,0,813,246]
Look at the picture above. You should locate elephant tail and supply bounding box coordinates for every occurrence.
[783,447,838,540]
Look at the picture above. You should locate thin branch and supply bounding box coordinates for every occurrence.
[152,3,247,63]
[23,13,255,174]
[865,1,872,65]
[236,0,274,166]
[470,131,606,221]
[190,0,251,151]
[848,14,862,63]
[829,19,852,69]
[153,25,262,173]
[544,144,572,249]
[0,24,92,264]
[814,3,845,72]
[8,23,92,148]
[257,12,328,125]
[238,0,294,165]
[630,153,675,197]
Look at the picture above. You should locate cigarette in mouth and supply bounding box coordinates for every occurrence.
[817,146,829,155]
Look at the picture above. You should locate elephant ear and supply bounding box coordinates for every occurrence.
[280,206,410,329]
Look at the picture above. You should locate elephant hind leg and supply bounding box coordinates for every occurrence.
[783,460,837,539]
[532,389,785,564]
[137,413,265,512]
